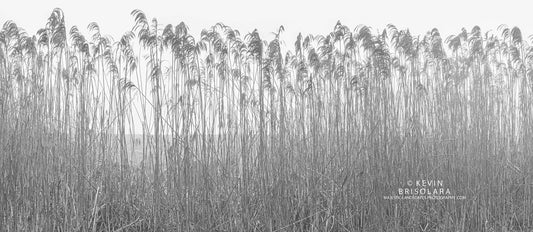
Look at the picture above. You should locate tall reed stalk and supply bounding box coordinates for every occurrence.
[0,10,532,231]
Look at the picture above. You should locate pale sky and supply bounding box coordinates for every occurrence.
[1,0,532,45]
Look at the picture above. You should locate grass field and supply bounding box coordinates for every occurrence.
[1,8,533,231]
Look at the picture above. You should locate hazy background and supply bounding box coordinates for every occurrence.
[1,0,532,44]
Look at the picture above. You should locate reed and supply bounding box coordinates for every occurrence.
[0,9,532,231]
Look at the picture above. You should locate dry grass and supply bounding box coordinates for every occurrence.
[0,9,532,231]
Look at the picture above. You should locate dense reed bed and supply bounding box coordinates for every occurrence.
[1,8,533,231]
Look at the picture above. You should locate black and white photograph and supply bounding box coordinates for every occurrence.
[1,0,532,231]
